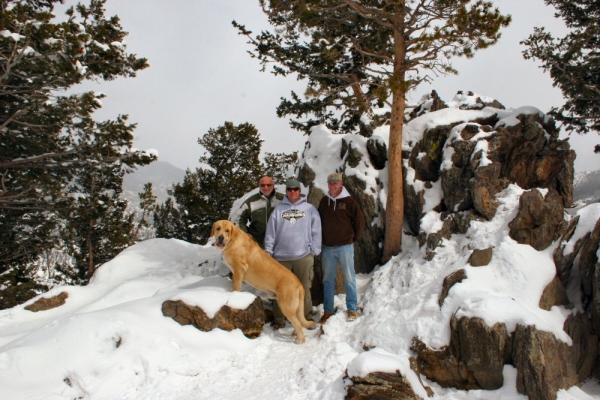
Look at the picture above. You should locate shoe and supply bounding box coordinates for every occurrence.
[272,321,285,330]
[347,311,357,321]
[319,312,334,324]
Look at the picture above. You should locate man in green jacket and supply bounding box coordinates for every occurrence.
[237,176,284,248]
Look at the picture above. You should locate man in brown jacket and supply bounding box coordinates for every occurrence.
[318,173,365,323]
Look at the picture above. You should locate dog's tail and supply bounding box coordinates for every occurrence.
[298,287,316,329]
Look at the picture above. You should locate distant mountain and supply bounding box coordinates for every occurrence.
[574,170,600,205]
[122,161,186,204]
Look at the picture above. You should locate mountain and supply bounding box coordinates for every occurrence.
[574,169,600,205]
[122,160,186,204]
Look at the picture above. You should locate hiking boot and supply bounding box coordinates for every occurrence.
[319,312,334,324]
[347,311,357,321]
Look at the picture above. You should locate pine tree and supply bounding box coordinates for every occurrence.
[155,122,265,244]
[0,0,153,272]
[236,0,511,261]
[264,151,298,184]
[61,156,136,280]
[131,182,157,242]
[522,0,599,146]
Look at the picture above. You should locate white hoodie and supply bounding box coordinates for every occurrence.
[264,194,322,261]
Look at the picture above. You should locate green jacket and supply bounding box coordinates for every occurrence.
[237,191,284,247]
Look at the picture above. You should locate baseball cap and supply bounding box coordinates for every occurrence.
[327,173,342,183]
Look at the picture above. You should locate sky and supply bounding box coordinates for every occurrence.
[54,0,600,174]
[2,102,600,399]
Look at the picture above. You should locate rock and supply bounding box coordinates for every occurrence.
[366,136,388,170]
[553,215,583,285]
[408,90,448,121]
[512,324,578,400]
[508,189,566,251]
[490,114,575,207]
[577,218,600,333]
[24,291,69,312]
[539,275,570,311]
[563,312,598,382]
[450,316,510,390]
[438,269,467,307]
[468,247,493,267]
[161,297,265,339]
[345,371,423,400]
[411,316,511,391]
[411,336,479,390]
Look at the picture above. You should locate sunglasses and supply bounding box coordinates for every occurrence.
[286,187,300,192]
[260,184,273,187]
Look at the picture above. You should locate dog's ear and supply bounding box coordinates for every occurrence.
[228,221,237,240]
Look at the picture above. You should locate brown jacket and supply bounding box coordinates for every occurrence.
[318,188,365,247]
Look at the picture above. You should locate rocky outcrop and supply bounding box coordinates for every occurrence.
[412,311,598,400]
[162,297,265,339]
[405,111,575,238]
[468,247,493,267]
[24,291,68,312]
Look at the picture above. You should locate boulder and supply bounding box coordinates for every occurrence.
[24,291,69,312]
[539,276,570,311]
[345,371,422,400]
[508,189,566,251]
[412,316,510,391]
[512,324,578,400]
[162,297,265,339]
[468,247,493,267]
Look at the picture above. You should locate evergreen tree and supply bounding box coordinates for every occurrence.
[131,182,157,242]
[264,151,298,184]
[522,0,599,146]
[236,0,511,261]
[61,153,136,280]
[0,0,152,272]
[155,122,264,244]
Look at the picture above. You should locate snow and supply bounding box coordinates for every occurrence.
[2,103,600,399]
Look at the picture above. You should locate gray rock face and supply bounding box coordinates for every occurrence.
[162,297,265,339]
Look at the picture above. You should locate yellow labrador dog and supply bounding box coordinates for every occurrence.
[211,220,316,343]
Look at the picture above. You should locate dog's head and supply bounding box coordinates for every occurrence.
[211,220,235,250]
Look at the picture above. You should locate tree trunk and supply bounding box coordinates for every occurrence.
[382,10,406,263]
[87,220,94,279]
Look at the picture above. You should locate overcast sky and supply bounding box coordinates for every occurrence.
[57,0,599,173]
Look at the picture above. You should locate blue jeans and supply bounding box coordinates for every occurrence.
[322,244,357,313]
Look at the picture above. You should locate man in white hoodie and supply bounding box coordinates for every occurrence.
[264,178,322,329]
[318,173,365,324]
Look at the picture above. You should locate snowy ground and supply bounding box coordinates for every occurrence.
[1,186,600,399]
